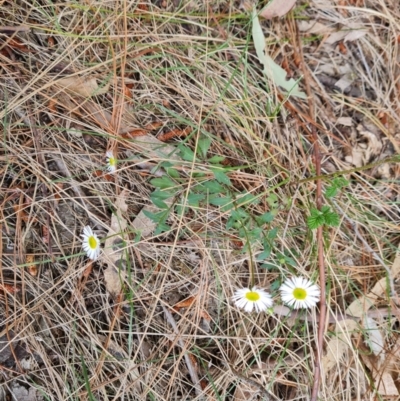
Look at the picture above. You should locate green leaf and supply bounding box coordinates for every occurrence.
[212,169,231,186]
[266,194,278,209]
[252,9,306,99]
[257,211,274,224]
[154,222,171,235]
[175,203,188,217]
[198,136,212,159]
[166,168,180,178]
[324,211,340,227]
[261,263,277,271]
[150,197,169,209]
[178,144,197,162]
[307,208,325,229]
[238,193,259,205]
[143,210,164,223]
[207,155,225,164]
[151,190,174,200]
[270,279,281,291]
[202,180,224,193]
[256,249,271,261]
[209,196,233,207]
[333,177,349,188]
[150,176,176,189]
[267,227,278,240]
[325,185,338,198]
[187,192,205,207]
[231,208,249,220]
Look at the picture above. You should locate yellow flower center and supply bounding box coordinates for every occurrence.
[293,288,307,300]
[88,236,98,249]
[109,156,116,167]
[245,291,260,302]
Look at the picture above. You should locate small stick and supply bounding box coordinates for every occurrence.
[0,26,30,34]
[289,18,326,401]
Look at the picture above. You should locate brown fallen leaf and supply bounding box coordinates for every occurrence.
[259,0,297,19]
[55,76,110,97]
[173,296,197,311]
[158,127,191,142]
[0,283,20,293]
[26,255,38,276]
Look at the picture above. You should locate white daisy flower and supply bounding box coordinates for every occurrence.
[279,276,320,309]
[106,150,117,173]
[232,287,273,313]
[81,226,101,260]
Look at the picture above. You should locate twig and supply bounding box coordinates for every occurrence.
[290,17,326,401]
[162,306,203,398]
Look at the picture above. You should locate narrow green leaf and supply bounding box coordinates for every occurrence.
[252,9,306,99]
[150,176,176,189]
[207,155,225,164]
[267,227,278,240]
[150,197,169,209]
[151,190,174,200]
[166,167,180,178]
[155,222,171,235]
[209,196,233,207]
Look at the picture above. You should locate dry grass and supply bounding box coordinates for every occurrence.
[1,0,400,400]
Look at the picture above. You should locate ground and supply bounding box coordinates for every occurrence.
[0,0,400,400]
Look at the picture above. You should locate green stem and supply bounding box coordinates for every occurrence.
[239,221,255,289]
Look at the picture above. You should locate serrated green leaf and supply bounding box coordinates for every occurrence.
[143,209,164,223]
[198,136,212,159]
[150,197,169,209]
[333,177,349,188]
[231,208,249,220]
[178,144,197,162]
[270,279,281,291]
[154,222,171,235]
[226,215,236,230]
[324,211,340,227]
[325,185,338,198]
[202,180,224,193]
[207,155,225,164]
[209,196,233,207]
[175,203,188,217]
[266,194,278,208]
[307,213,325,230]
[256,249,271,261]
[321,205,331,214]
[257,211,275,224]
[267,227,278,240]
[150,176,176,189]
[252,9,306,99]
[187,192,205,207]
[238,193,259,205]
[212,169,231,186]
